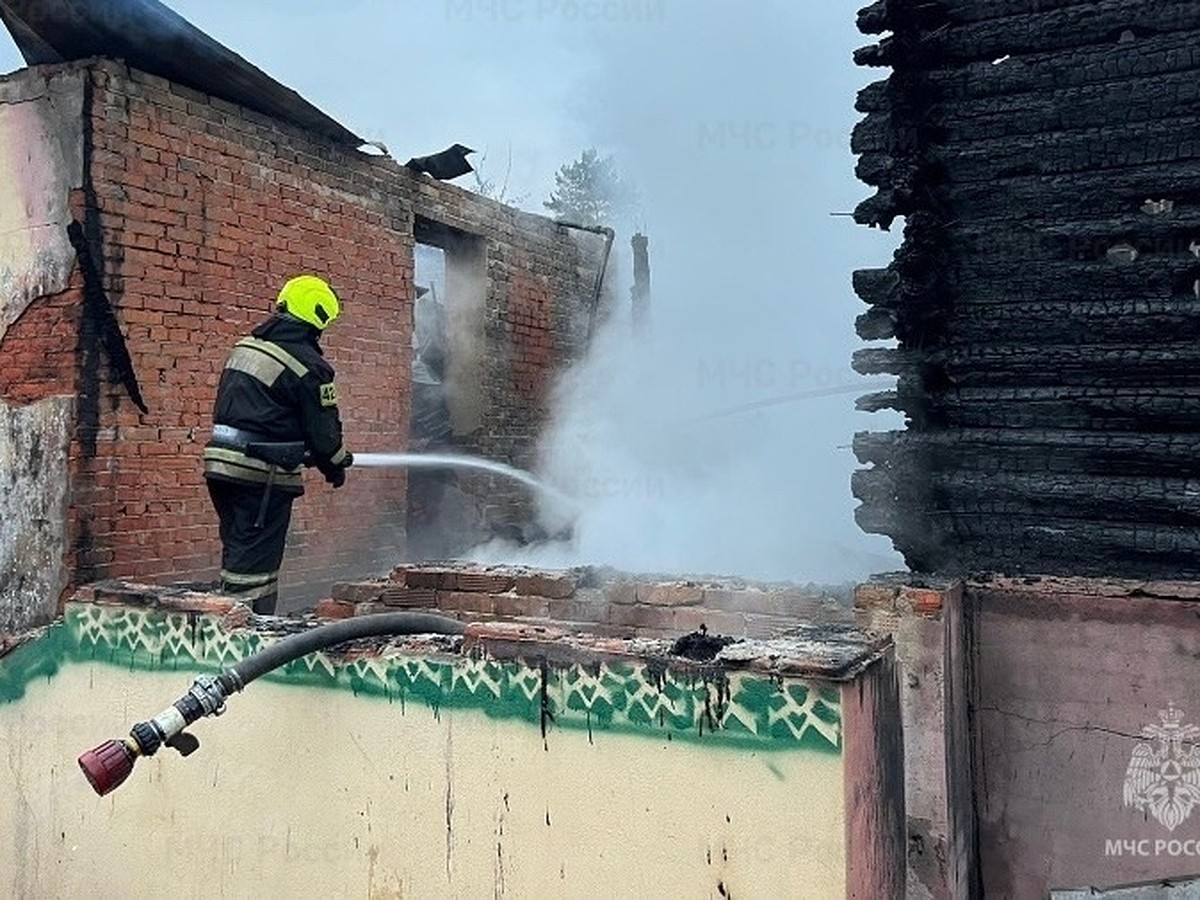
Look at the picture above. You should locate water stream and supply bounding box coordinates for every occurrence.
[353,452,579,513]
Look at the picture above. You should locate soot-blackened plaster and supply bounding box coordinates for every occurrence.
[0,397,72,634]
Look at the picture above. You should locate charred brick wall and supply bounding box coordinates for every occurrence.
[851,0,1200,577]
[0,57,600,612]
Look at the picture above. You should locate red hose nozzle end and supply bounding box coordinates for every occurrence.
[78,740,136,796]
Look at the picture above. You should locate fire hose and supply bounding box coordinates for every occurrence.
[77,612,466,796]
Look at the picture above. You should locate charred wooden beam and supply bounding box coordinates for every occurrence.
[874,162,1200,224]
[859,2,1200,69]
[856,308,898,341]
[923,389,1200,431]
[855,390,902,413]
[856,115,1200,181]
[935,261,1197,307]
[855,80,1200,153]
[852,268,902,307]
[858,0,1138,34]
[945,299,1200,344]
[855,504,1200,578]
[854,429,1200,477]
[933,343,1200,381]
[854,467,1200,526]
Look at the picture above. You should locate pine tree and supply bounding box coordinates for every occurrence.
[543,149,629,227]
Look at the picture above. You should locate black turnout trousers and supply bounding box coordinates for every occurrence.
[205,478,296,614]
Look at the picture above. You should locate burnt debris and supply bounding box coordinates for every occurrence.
[852,0,1200,577]
[670,628,740,663]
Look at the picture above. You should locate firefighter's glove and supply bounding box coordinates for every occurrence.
[343,452,354,468]
[327,467,347,489]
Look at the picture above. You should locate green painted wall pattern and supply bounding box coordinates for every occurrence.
[0,604,841,753]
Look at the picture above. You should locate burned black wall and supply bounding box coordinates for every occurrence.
[851,0,1200,577]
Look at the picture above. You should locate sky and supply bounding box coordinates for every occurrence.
[0,1,905,583]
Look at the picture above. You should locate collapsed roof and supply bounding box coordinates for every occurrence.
[0,0,363,146]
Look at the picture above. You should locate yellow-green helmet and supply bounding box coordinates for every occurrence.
[277,275,340,330]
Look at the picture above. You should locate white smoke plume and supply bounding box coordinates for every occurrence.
[467,4,904,583]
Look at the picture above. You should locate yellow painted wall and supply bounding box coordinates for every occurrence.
[2,608,847,898]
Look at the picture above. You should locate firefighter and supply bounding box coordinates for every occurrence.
[202,274,354,614]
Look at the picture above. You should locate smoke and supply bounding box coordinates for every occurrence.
[471,272,898,582]
[468,3,904,583]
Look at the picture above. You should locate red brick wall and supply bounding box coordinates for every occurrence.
[460,231,606,535]
[508,270,555,409]
[6,59,599,606]
[77,63,415,600]
[0,274,81,406]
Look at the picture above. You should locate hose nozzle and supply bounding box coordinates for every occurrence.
[76,673,232,796]
[78,739,137,797]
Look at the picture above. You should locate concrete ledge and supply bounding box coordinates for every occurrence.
[969,572,1200,602]
[62,579,887,684]
[1052,875,1200,899]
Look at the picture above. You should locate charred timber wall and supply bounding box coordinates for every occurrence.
[851,0,1200,577]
